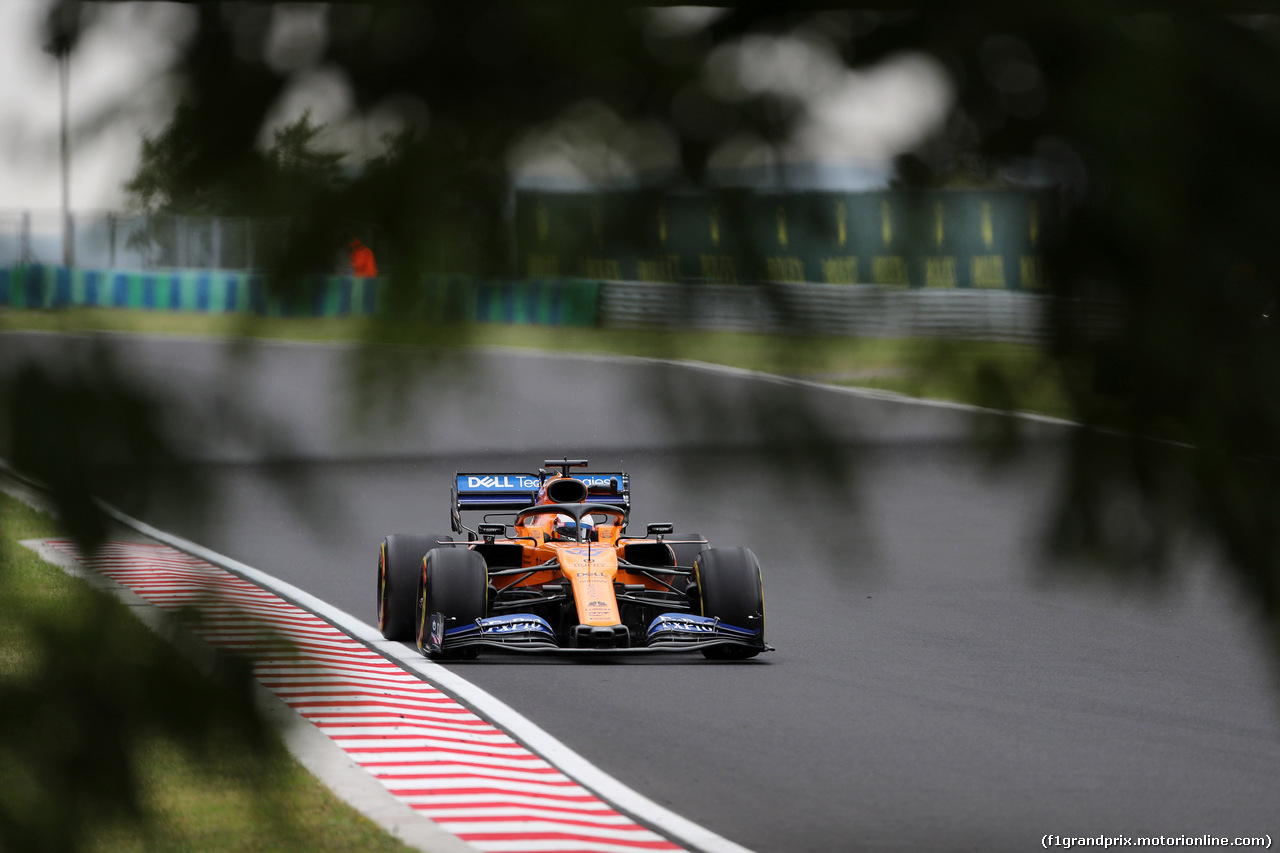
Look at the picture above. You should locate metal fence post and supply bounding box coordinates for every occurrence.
[212,215,222,269]
[177,214,187,268]
[20,210,32,263]
[107,213,116,268]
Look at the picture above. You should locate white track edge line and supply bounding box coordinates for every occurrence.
[2,327,1082,429]
[95,501,758,853]
[469,344,1082,428]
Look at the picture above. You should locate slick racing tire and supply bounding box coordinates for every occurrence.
[668,532,709,569]
[378,533,450,641]
[695,547,765,660]
[416,546,488,660]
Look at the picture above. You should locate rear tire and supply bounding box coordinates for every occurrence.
[416,547,488,659]
[378,533,450,641]
[695,547,765,660]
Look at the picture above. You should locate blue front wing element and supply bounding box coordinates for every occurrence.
[646,613,761,645]
[430,614,559,653]
[429,612,767,655]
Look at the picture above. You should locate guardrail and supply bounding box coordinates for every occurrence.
[600,281,1062,343]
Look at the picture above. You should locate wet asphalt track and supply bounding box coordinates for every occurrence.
[4,331,1279,852]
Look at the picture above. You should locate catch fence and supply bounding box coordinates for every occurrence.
[0,210,325,272]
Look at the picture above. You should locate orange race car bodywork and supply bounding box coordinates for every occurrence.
[376,459,769,658]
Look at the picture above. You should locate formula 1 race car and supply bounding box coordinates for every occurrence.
[376,459,769,659]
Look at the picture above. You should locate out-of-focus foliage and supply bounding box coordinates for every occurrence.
[101,0,1274,641]
[855,6,1280,630]
[0,496,275,853]
[8,0,1280,845]
[123,105,354,276]
[32,0,1280,640]
[124,107,345,217]
[0,335,319,852]
[0,492,418,853]
[1,358,193,551]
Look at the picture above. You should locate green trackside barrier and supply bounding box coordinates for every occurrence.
[0,266,601,327]
[469,279,600,326]
[515,187,1057,290]
[0,266,367,315]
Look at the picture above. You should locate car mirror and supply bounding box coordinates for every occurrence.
[477,523,506,541]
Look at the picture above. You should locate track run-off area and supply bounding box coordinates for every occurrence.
[3,330,1278,852]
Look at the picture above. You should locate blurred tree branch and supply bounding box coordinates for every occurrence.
[7,1,1280,844]
[58,0,1280,648]
[125,107,345,216]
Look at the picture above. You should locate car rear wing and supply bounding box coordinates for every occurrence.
[451,471,630,532]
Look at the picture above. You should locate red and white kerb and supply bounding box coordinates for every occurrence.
[42,540,683,853]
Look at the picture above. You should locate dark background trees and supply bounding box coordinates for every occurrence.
[124,106,345,217]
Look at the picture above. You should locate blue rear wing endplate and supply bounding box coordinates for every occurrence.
[451,471,630,531]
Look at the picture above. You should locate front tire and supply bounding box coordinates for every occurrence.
[416,547,488,659]
[378,533,450,641]
[695,547,765,660]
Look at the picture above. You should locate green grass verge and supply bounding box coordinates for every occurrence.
[0,307,1075,419]
[0,490,417,853]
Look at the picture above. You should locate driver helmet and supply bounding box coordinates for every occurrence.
[553,513,596,541]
